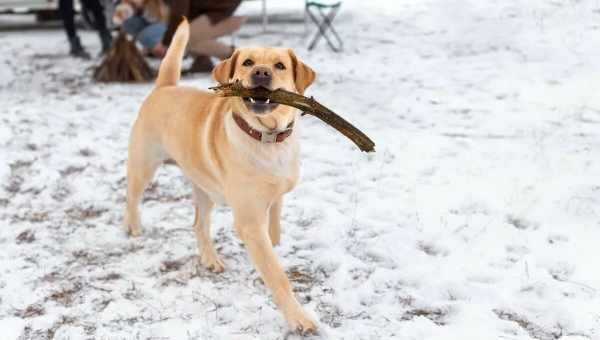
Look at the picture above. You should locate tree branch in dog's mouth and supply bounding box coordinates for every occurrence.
[209,81,376,153]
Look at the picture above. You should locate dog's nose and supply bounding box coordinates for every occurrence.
[251,66,272,88]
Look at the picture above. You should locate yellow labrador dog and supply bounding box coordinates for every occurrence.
[123,20,316,332]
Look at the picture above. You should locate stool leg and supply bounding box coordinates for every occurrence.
[306,3,344,52]
[308,8,333,50]
[304,1,309,36]
[262,0,268,33]
[307,7,324,50]
[319,6,343,52]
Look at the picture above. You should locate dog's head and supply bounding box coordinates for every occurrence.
[213,47,315,130]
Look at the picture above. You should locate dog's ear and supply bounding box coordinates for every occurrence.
[212,50,240,85]
[287,49,315,95]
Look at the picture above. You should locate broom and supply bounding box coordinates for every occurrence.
[93,31,155,83]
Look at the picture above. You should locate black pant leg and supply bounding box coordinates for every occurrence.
[58,0,77,39]
[80,0,109,33]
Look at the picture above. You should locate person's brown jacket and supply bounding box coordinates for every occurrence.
[162,0,241,46]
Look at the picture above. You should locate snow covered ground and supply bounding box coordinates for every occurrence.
[1,0,600,339]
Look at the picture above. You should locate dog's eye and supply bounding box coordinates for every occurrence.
[274,62,286,70]
[242,59,254,67]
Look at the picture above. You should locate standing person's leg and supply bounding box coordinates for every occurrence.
[58,0,77,39]
[80,0,113,52]
[58,0,90,58]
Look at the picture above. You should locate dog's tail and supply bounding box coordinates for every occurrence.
[155,18,189,88]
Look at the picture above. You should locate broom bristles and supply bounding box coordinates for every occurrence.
[93,32,155,83]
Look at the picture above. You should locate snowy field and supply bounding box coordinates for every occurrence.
[1,0,600,339]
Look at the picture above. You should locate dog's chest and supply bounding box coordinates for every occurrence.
[247,146,297,178]
[206,190,227,205]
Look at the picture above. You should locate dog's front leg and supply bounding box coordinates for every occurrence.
[268,197,282,246]
[232,200,316,333]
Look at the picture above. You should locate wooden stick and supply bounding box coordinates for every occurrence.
[210,81,375,153]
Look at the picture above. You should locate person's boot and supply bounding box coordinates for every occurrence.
[69,36,91,59]
[184,56,214,74]
[99,30,113,54]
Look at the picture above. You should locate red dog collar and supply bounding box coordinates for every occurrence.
[232,113,294,143]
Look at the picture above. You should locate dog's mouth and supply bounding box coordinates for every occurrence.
[242,96,279,114]
[239,84,280,114]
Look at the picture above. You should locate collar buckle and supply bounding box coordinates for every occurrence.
[260,130,278,143]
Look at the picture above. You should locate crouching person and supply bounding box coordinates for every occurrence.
[160,0,246,73]
[114,0,169,58]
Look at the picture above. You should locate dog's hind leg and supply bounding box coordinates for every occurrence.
[268,197,282,246]
[124,138,161,237]
[192,185,224,272]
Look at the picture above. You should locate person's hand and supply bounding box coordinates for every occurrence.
[152,43,167,58]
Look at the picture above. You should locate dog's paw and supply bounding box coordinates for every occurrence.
[123,213,142,237]
[270,234,280,247]
[128,227,142,237]
[199,251,225,273]
[285,307,317,335]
